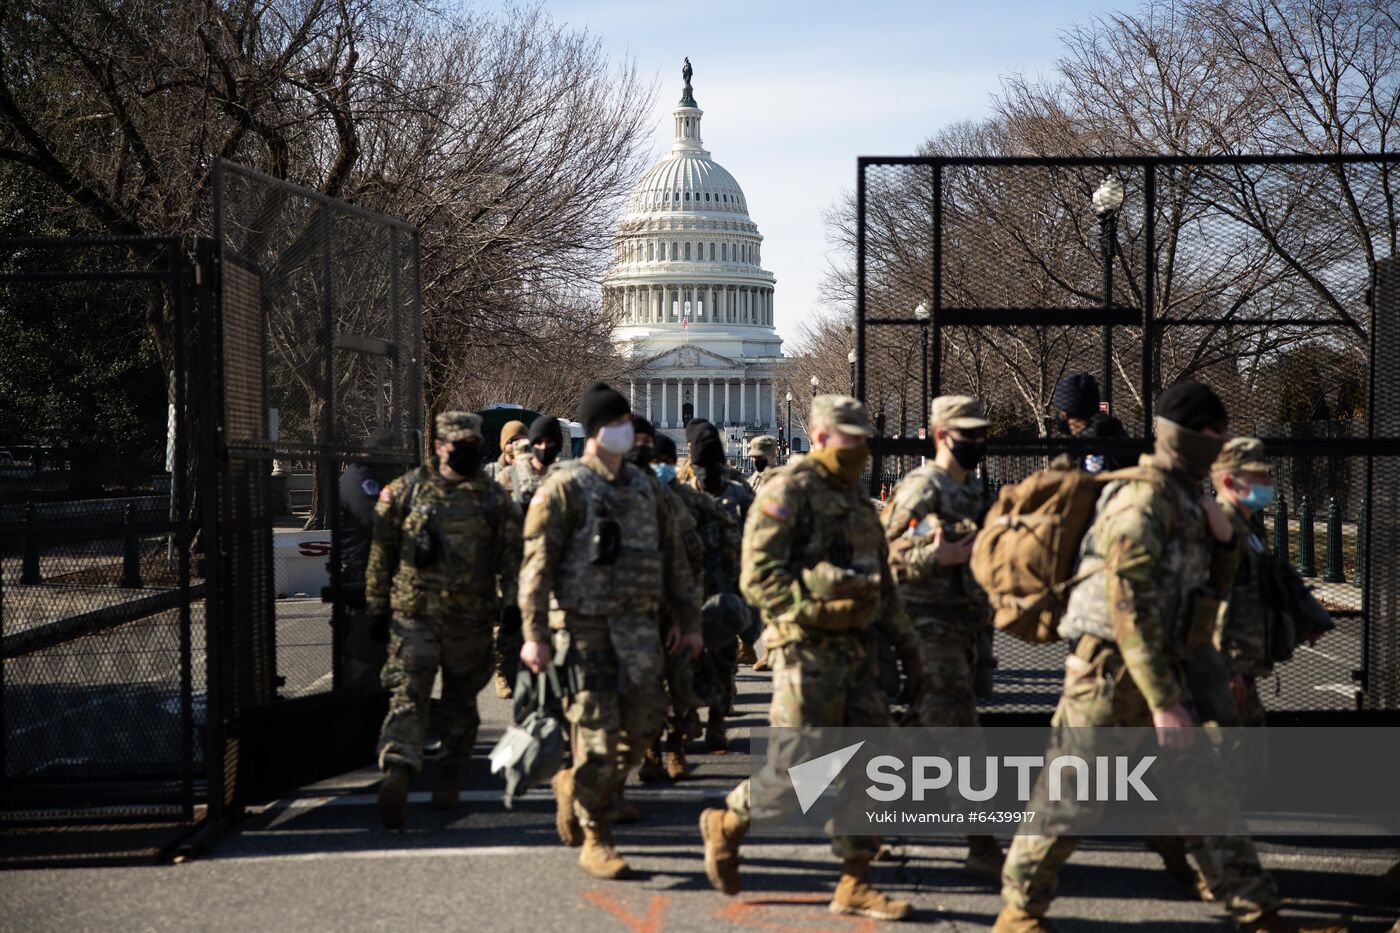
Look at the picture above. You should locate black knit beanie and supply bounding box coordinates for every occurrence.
[578,382,630,436]
[685,419,725,467]
[654,434,678,464]
[528,415,563,447]
[1157,380,1228,432]
[632,414,655,437]
[1052,371,1101,420]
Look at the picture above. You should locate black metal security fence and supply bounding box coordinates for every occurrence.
[204,161,421,806]
[853,153,1400,715]
[0,237,202,827]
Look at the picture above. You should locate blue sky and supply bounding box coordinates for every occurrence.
[513,1,1125,346]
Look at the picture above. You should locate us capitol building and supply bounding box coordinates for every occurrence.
[603,60,783,447]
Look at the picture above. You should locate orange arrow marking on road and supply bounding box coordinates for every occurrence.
[581,889,669,933]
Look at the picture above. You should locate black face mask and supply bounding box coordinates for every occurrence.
[950,439,986,471]
[626,445,654,468]
[534,443,560,467]
[752,456,768,472]
[700,465,726,495]
[445,440,481,477]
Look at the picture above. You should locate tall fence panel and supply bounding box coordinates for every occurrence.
[0,237,202,837]
[206,162,422,807]
[856,154,1400,715]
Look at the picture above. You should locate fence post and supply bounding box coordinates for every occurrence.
[1355,495,1367,590]
[1272,493,1289,566]
[21,502,41,585]
[1323,496,1345,583]
[1298,495,1316,578]
[120,500,143,589]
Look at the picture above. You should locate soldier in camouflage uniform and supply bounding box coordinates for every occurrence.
[517,383,702,881]
[747,435,779,493]
[995,384,1343,933]
[367,412,523,829]
[639,430,726,781]
[492,416,566,698]
[699,395,925,922]
[683,419,754,748]
[882,395,1003,882]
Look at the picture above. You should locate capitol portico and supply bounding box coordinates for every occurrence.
[605,60,782,442]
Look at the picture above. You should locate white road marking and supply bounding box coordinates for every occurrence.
[212,842,834,864]
[248,786,724,817]
[1298,644,1348,665]
[1311,683,1358,698]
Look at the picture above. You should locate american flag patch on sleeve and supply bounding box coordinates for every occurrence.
[761,501,788,522]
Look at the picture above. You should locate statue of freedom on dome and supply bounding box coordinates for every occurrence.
[680,58,696,106]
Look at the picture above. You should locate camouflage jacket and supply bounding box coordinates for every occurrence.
[741,459,917,654]
[881,463,985,617]
[676,476,741,597]
[748,468,775,494]
[365,463,523,620]
[1057,455,1221,711]
[497,453,551,513]
[1218,499,1275,677]
[518,454,700,641]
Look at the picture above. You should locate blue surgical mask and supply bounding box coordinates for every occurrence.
[652,463,677,484]
[1240,484,1275,510]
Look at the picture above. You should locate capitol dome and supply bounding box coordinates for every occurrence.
[605,59,782,448]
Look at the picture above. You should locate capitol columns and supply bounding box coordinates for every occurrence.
[708,378,715,423]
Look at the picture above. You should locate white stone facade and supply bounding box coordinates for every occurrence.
[605,66,781,436]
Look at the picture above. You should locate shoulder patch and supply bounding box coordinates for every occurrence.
[361,478,381,498]
[760,500,789,522]
[378,485,393,504]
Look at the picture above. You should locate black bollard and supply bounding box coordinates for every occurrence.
[1323,496,1345,584]
[21,501,41,584]
[120,500,143,589]
[1273,493,1289,566]
[1298,495,1316,578]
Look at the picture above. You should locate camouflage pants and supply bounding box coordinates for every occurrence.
[377,613,494,773]
[908,610,981,727]
[710,636,739,722]
[1001,645,1279,923]
[725,635,889,861]
[1194,674,1274,907]
[556,610,666,825]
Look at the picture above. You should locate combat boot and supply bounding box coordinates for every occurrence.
[964,834,1004,884]
[430,762,460,810]
[639,739,666,783]
[737,639,757,666]
[753,651,772,672]
[992,905,1057,932]
[377,764,411,830]
[1238,911,1349,932]
[699,807,747,895]
[1145,835,1196,888]
[495,670,513,699]
[615,793,641,824]
[829,857,911,921]
[706,713,729,754]
[552,768,583,847]
[578,821,631,880]
[666,747,689,780]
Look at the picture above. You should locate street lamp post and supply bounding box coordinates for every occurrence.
[785,390,793,461]
[1092,175,1124,411]
[847,349,857,397]
[914,301,930,432]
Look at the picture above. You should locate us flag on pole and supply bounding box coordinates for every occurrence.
[682,312,689,330]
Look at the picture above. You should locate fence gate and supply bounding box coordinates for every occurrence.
[854,153,1399,719]
[0,237,203,863]
[204,161,422,811]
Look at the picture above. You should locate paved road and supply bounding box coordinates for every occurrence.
[3,661,1398,932]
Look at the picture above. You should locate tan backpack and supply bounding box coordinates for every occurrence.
[969,468,1108,643]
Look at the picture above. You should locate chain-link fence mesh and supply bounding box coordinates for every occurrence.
[857,155,1399,714]
[209,162,421,726]
[0,238,200,820]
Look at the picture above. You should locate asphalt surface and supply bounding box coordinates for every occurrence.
[4,656,1399,933]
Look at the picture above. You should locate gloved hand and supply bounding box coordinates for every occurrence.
[896,642,926,707]
[370,613,391,644]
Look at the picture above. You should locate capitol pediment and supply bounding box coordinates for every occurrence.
[643,344,737,371]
